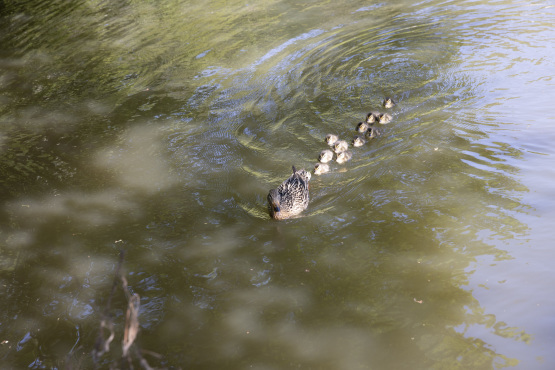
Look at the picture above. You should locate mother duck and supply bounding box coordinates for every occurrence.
[267,166,311,220]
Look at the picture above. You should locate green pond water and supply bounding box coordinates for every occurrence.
[1,0,554,368]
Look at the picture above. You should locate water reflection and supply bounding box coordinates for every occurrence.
[1,0,552,368]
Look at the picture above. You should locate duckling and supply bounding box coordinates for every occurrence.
[333,140,349,154]
[366,112,379,123]
[318,149,334,163]
[383,97,396,108]
[365,127,380,139]
[325,134,339,146]
[378,113,392,124]
[352,135,366,147]
[336,151,352,164]
[356,121,369,133]
[313,163,330,175]
[267,166,311,220]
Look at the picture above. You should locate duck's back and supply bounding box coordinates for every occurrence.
[277,168,310,215]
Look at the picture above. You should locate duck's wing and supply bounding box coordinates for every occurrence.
[277,171,304,193]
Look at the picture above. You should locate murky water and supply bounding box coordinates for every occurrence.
[1,0,554,368]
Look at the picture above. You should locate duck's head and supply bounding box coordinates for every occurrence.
[319,149,333,163]
[267,188,281,216]
[366,127,380,139]
[334,140,348,153]
[356,121,368,133]
[378,113,392,124]
[314,163,330,175]
[353,135,365,147]
[383,97,396,108]
[336,150,352,164]
[325,134,338,146]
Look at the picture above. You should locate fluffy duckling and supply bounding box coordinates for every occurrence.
[378,113,392,124]
[318,149,334,163]
[336,151,352,164]
[366,112,379,123]
[333,140,349,154]
[383,97,396,108]
[325,134,339,146]
[356,121,369,133]
[352,135,366,147]
[366,127,380,139]
[313,163,330,175]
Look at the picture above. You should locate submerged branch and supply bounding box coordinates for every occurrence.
[89,247,161,369]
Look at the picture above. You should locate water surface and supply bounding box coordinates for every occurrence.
[1,0,554,368]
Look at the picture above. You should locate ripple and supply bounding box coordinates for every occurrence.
[162,8,496,222]
[158,0,547,235]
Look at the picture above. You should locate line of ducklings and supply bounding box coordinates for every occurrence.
[313,97,396,175]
